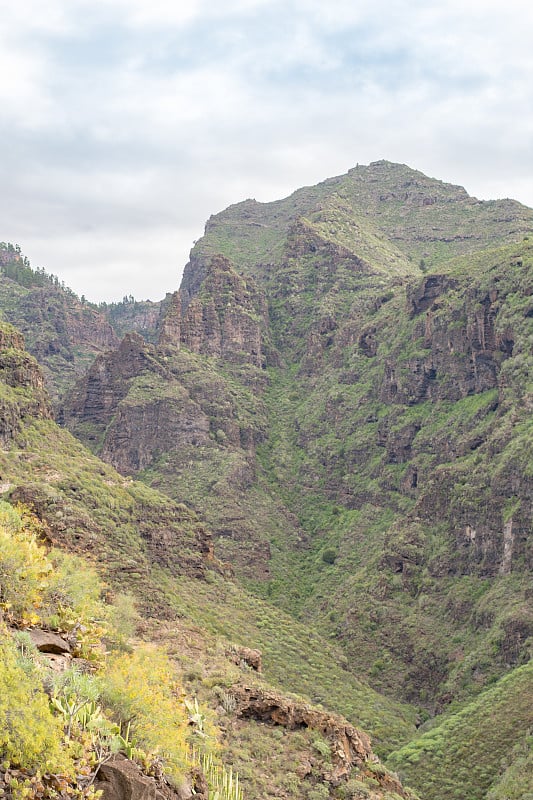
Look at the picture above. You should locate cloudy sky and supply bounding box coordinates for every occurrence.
[1,0,532,302]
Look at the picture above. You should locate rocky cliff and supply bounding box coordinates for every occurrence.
[0,322,52,446]
[61,165,533,717]
[4,161,533,800]
[160,255,271,371]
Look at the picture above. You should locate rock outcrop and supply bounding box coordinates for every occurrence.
[160,255,269,370]
[226,644,262,672]
[0,322,52,445]
[229,684,407,793]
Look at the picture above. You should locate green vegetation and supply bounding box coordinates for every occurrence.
[0,630,75,778]
[0,501,241,799]
[1,162,532,800]
[0,242,63,290]
[387,662,533,800]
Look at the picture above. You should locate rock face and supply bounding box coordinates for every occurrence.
[378,280,515,405]
[160,255,269,369]
[226,644,262,672]
[62,332,185,468]
[229,684,406,793]
[0,322,52,445]
[28,628,72,654]
[0,270,119,405]
[0,244,166,407]
[64,333,167,431]
[62,327,265,475]
[105,298,164,343]
[94,755,207,800]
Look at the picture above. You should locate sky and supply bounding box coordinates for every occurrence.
[1,0,532,302]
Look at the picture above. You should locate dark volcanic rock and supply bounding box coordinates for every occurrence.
[160,255,269,369]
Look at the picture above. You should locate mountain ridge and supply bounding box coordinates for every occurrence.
[1,160,532,800]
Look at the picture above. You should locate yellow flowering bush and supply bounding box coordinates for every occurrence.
[102,645,218,783]
[0,626,75,774]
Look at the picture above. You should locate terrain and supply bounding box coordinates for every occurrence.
[1,160,532,800]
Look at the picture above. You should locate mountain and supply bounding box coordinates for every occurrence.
[0,321,417,799]
[1,161,532,800]
[0,243,164,406]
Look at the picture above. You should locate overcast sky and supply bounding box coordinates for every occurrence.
[1,0,532,302]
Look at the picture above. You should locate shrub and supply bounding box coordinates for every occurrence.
[0,502,51,625]
[0,626,74,774]
[102,645,209,783]
[312,736,332,758]
[308,784,330,800]
[0,501,108,657]
[321,548,338,565]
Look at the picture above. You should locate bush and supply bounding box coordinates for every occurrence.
[339,779,371,798]
[102,645,214,783]
[321,548,337,565]
[0,627,74,774]
[312,736,331,758]
[0,502,50,625]
[308,784,330,800]
[0,501,108,657]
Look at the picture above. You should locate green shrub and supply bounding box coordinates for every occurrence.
[0,502,50,625]
[308,784,330,800]
[0,627,74,774]
[312,736,332,758]
[102,645,212,782]
[321,548,337,565]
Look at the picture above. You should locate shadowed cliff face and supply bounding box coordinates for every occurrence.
[0,323,52,446]
[61,256,278,578]
[0,277,119,404]
[160,254,271,371]
[60,162,533,712]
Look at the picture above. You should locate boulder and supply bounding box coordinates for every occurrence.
[227,645,262,672]
[28,628,71,654]
[94,756,207,800]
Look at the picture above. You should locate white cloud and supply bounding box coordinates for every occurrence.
[17,224,197,303]
[0,0,532,301]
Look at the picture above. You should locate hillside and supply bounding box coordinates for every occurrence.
[0,320,417,799]
[1,161,532,800]
[63,161,532,692]
[0,243,163,405]
[388,661,533,800]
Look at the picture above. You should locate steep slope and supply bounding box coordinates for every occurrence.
[7,161,533,800]
[0,321,418,800]
[0,243,164,406]
[387,661,533,800]
[258,238,533,707]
